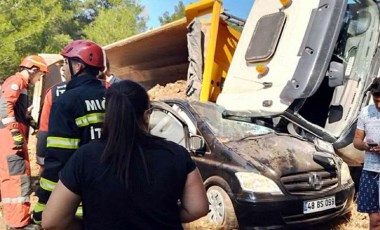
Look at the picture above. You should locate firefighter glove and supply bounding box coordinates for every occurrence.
[29,118,38,132]
[11,130,24,149]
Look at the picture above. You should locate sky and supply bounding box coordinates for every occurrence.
[140,0,255,29]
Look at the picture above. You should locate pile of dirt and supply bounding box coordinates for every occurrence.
[148,80,188,101]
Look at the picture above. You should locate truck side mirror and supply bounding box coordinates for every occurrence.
[327,61,344,87]
[189,135,205,156]
[348,10,371,36]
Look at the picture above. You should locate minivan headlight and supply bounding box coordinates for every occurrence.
[340,162,353,185]
[235,172,283,195]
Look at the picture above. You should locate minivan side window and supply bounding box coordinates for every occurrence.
[149,109,187,147]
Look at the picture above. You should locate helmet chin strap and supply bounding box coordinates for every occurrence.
[68,59,86,79]
[27,68,38,83]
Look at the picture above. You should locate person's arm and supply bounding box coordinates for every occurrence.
[0,77,25,149]
[42,180,82,230]
[0,77,22,130]
[353,108,373,151]
[180,168,208,223]
[353,128,369,151]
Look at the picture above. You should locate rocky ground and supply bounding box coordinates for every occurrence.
[0,80,369,229]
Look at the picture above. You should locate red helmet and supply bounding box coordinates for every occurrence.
[19,55,48,73]
[61,40,105,71]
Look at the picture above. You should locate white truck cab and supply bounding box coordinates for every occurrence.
[218,0,380,167]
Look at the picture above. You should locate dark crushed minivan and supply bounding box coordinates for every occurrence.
[149,99,354,229]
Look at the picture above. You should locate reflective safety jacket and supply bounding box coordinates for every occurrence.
[35,75,106,206]
[36,80,109,166]
[36,82,67,165]
[0,73,29,130]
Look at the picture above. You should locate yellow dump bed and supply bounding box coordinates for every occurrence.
[103,19,189,89]
[104,0,240,102]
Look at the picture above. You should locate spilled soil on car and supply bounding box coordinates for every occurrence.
[0,80,369,229]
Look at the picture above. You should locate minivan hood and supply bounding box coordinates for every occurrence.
[224,134,336,177]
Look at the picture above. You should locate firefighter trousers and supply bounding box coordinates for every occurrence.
[0,124,31,228]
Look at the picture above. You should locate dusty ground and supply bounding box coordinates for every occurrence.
[0,80,369,229]
[0,135,369,230]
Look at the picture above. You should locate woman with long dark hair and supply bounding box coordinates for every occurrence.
[42,80,208,230]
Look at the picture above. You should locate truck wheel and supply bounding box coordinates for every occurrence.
[206,185,239,229]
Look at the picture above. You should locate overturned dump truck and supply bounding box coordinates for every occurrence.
[103,0,362,228]
[31,0,363,228]
[217,0,379,183]
[104,0,375,175]
[103,0,241,100]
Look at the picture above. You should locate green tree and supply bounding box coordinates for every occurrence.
[158,1,185,26]
[0,0,148,80]
[83,0,147,46]
[0,0,73,79]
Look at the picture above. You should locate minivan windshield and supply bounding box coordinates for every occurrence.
[191,102,273,141]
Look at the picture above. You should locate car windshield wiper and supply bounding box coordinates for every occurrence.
[221,109,270,121]
[235,133,272,142]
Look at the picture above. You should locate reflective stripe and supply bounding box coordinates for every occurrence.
[1,117,16,125]
[75,206,83,217]
[34,202,46,212]
[36,156,44,165]
[32,218,42,225]
[47,136,80,149]
[2,196,29,204]
[40,177,57,192]
[32,202,45,224]
[75,112,105,127]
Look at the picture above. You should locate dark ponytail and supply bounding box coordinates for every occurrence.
[101,80,150,187]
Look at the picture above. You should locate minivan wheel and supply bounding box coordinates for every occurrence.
[206,185,239,229]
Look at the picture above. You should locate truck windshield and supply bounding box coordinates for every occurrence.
[280,0,379,139]
[191,102,273,141]
[333,0,378,81]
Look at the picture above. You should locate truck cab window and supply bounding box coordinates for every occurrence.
[245,12,286,62]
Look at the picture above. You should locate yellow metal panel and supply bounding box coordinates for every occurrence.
[185,0,222,21]
[200,0,222,102]
[198,0,240,102]
[210,23,240,101]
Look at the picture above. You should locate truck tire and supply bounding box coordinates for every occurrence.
[207,185,239,229]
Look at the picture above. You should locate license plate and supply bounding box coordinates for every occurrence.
[303,196,336,214]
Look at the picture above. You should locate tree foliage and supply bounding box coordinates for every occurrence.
[0,0,147,80]
[0,0,73,79]
[83,0,146,46]
[158,1,185,26]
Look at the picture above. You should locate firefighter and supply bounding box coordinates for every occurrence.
[0,55,48,229]
[32,40,107,224]
[35,62,69,174]
[98,57,121,84]
[36,55,112,176]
